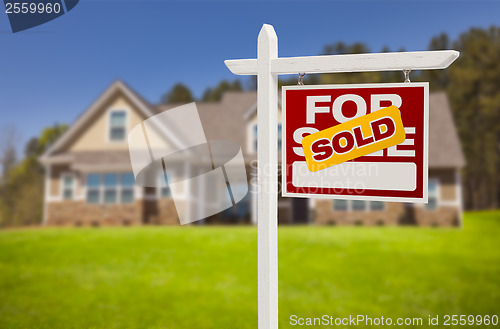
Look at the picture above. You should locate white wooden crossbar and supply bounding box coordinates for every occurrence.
[226,50,459,75]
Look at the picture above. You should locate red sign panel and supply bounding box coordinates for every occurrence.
[282,83,429,202]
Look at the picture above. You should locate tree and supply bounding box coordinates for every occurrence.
[161,83,194,104]
[444,26,500,209]
[0,124,67,227]
[1,148,16,183]
[0,126,20,183]
[319,42,395,84]
[37,123,67,154]
[2,156,44,226]
[0,126,20,226]
[421,33,453,91]
[201,80,243,102]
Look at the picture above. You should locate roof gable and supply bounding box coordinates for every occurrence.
[41,80,157,160]
[243,92,281,120]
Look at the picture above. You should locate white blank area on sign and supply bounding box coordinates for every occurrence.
[292,161,416,191]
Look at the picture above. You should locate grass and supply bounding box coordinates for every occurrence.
[0,211,499,328]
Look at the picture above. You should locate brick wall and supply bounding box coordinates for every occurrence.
[414,206,460,227]
[314,201,405,226]
[147,198,179,225]
[46,201,143,227]
[314,201,460,227]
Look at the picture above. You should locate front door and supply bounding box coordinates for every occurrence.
[292,198,309,224]
[400,203,417,225]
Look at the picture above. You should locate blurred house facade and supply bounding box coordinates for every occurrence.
[40,80,465,227]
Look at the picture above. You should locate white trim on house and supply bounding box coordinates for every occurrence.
[438,200,461,206]
[46,195,63,202]
[425,178,440,211]
[243,98,282,120]
[42,164,51,225]
[60,172,76,201]
[79,181,86,202]
[135,184,143,200]
[249,163,258,225]
[251,187,257,224]
[243,101,258,120]
[456,169,463,227]
[247,122,257,154]
[185,162,192,222]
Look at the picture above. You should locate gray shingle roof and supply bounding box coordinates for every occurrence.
[428,92,465,168]
[156,91,257,153]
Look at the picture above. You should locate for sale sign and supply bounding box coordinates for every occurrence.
[282,83,429,202]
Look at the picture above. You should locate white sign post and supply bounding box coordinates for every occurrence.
[225,24,458,329]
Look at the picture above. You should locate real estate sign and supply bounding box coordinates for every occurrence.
[282,83,429,202]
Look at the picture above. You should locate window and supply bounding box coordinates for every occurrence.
[370,201,385,211]
[352,200,366,211]
[86,173,101,204]
[121,173,135,203]
[253,124,258,152]
[427,180,439,210]
[62,175,74,200]
[252,123,282,152]
[86,172,135,204]
[333,199,348,211]
[278,123,282,151]
[104,173,118,204]
[155,172,171,198]
[109,111,126,141]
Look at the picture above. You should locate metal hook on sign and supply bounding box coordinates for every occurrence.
[298,73,305,86]
[403,69,411,83]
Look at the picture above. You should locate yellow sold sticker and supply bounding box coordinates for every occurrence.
[302,105,406,172]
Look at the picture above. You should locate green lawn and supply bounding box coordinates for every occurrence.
[0,212,499,328]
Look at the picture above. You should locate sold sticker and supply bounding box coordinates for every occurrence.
[302,105,406,172]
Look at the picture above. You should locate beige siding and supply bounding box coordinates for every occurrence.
[68,95,145,152]
[50,164,70,197]
[430,169,457,201]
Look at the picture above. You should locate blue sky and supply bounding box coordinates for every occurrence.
[0,0,499,152]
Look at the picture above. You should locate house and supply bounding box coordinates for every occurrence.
[40,80,465,227]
